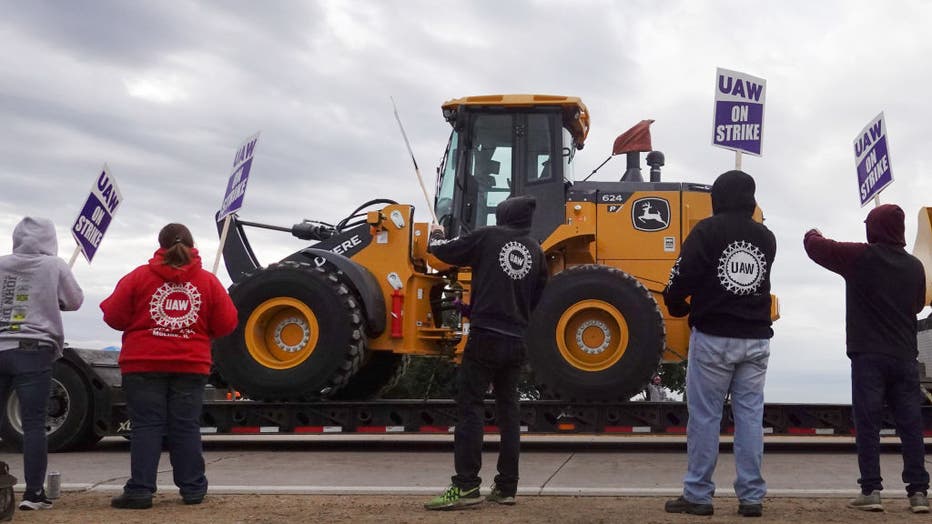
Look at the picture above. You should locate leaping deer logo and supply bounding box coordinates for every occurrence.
[631,197,671,232]
[637,202,669,227]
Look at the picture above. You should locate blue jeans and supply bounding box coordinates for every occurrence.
[684,329,769,505]
[850,353,929,495]
[0,348,53,494]
[452,329,525,496]
[122,373,208,499]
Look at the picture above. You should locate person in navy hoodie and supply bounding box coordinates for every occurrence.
[805,204,929,513]
[101,223,237,509]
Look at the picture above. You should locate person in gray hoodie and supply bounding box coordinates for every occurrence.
[0,217,83,511]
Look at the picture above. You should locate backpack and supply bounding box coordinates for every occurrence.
[0,461,16,521]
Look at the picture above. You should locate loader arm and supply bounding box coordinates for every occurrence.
[215,214,261,283]
[914,207,932,305]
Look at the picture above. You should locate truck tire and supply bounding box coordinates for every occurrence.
[527,265,664,401]
[332,353,409,400]
[1,361,100,452]
[213,261,365,400]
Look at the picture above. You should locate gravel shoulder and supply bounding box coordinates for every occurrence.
[9,493,930,524]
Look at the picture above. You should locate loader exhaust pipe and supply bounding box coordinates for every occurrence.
[620,150,665,183]
[647,151,665,183]
[620,153,643,182]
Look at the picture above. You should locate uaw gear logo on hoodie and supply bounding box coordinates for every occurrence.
[717,240,767,295]
[498,241,532,280]
[148,282,202,338]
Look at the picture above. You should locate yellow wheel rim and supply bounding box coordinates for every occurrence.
[245,297,320,370]
[555,299,629,372]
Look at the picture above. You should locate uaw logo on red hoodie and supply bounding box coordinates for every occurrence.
[149,282,202,338]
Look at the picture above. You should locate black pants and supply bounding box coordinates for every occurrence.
[0,348,53,494]
[122,373,208,499]
[452,330,525,496]
[851,353,929,495]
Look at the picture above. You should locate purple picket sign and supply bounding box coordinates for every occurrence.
[853,113,893,207]
[71,165,122,263]
[218,133,260,221]
[712,68,767,157]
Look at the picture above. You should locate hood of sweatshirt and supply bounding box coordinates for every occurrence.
[12,216,58,256]
[711,170,757,218]
[865,203,906,246]
[495,195,536,231]
[148,247,204,282]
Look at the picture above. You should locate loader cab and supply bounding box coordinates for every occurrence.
[435,95,590,242]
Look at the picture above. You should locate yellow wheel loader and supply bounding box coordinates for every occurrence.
[212,94,776,401]
[916,207,932,306]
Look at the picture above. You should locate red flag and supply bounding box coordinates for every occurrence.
[612,119,654,155]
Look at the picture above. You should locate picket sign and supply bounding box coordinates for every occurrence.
[213,133,260,274]
[712,68,767,170]
[853,113,893,208]
[69,165,122,267]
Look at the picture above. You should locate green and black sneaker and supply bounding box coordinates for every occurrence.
[485,484,516,505]
[424,485,482,510]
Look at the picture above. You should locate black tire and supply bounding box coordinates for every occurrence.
[1,361,100,452]
[213,261,365,400]
[527,265,665,401]
[332,353,409,400]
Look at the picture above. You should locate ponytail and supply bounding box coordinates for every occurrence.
[162,243,193,268]
[157,223,195,268]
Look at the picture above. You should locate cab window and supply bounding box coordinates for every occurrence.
[526,113,554,184]
[468,114,513,227]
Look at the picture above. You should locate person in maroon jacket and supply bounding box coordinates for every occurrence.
[805,204,929,513]
[101,223,238,510]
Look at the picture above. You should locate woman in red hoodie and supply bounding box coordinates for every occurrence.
[101,223,237,509]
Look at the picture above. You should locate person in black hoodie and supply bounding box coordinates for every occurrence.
[663,170,776,517]
[424,195,548,510]
[804,204,929,513]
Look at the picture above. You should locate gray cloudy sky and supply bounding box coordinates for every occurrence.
[2,0,930,403]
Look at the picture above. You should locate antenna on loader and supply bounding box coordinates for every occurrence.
[391,97,439,225]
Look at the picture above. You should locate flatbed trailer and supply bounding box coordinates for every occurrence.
[4,323,932,452]
[130,398,932,438]
[1,317,930,451]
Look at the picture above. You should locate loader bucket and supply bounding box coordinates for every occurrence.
[914,207,932,305]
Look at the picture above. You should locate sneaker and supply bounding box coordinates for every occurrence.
[486,484,516,505]
[424,485,482,510]
[19,489,53,510]
[847,490,883,512]
[738,502,763,517]
[909,492,930,514]
[110,493,153,510]
[183,494,204,505]
[664,496,714,516]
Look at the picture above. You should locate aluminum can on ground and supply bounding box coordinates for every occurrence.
[46,471,60,499]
